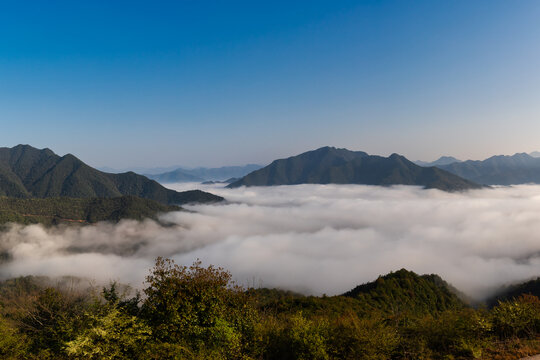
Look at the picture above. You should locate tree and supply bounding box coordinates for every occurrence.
[141,258,257,357]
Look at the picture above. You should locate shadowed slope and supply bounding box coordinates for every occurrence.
[228,146,481,191]
[0,145,223,205]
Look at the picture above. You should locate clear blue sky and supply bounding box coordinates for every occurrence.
[1,1,539,168]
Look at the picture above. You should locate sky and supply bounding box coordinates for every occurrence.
[1,0,539,168]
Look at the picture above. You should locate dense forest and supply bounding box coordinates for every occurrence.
[0,196,180,226]
[1,260,540,359]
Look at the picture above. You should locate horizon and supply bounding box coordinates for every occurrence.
[2,1,539,168]
[3,143,540,171]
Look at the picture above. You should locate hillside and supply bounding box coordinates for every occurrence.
[0,196,181,226]
[488,277,540,307]
[1,266,539,359]
[228,146,481,191]
[438,153,540,185]
[0,145,223,205]
[342,269,466,315]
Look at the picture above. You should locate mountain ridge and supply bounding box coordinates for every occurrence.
[438,152,540,185]
[228,146,482,191]
[0,145,223,205]
[415,156,462,167]
[147,164,264,183]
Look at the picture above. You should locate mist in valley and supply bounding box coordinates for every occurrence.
[2,183,540,300]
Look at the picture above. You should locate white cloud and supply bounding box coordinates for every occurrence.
[2,183,540,299]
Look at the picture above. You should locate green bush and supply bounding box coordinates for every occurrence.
[491,294,540,339]
[141,257,258,358]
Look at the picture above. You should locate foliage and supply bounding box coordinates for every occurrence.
[343,269,466,316]
[65,306,151,360]
[0,195,180,226]
[2,263,540,359]
[141,257,258,357]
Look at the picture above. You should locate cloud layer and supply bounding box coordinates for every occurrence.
[3,183,540,299]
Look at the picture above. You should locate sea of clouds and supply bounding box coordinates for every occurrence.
[2,183,540,299]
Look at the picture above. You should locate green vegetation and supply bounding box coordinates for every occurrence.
[488,277,540,307]
[0,144,223,205]
[0,196,180,225]
[2,262,540,359]
[228,146,482,191]
[342,269,466,316]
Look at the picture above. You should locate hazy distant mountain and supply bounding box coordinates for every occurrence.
[0,145,223,205]
[415,156,461,167]
[228,146,481,191]
[148,164,263,183]
[438,153,540,185]
[146,169,204,183]
[530,151,540,158]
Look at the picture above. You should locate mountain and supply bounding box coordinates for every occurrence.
[415,156,461,167]
[146,169,204,183]
[0,196,180,226]
[487,277,540,307]
[529,151,540,158]
[438,152,540,185]
[227,146,481,191]
[0,145,223,205]
[342,269,466,315]
[148,164,263,183]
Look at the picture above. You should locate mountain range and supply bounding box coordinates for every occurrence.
[0,145,222,205]
[228,146,482,191]
[414,156,462,167]
[437,152,540,185]
[146,164,263,183]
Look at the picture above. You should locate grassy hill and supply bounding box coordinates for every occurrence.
[228,146,481,191]
[0,196,180,226]
[0,145,223,205]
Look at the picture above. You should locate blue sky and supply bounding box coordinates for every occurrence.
[1,1,539,168]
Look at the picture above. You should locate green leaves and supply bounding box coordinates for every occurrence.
[4,264,540,359]
[141,258,257,357]
[65,307,151,360]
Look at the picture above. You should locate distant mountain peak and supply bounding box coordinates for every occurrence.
[147,163,264,183]
[415,156,461,167]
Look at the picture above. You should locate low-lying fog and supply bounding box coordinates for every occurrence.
[3,183,540,300]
